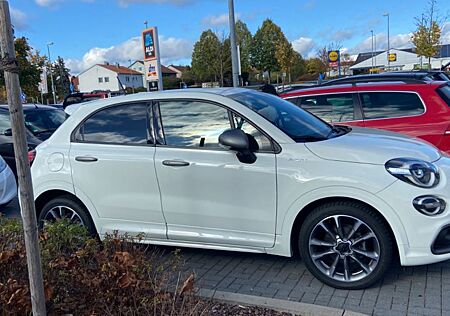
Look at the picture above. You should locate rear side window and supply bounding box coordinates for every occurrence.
[437,85,450,107]
[298,94,355,123]
[74,103,150,145]
[360,92,424,119]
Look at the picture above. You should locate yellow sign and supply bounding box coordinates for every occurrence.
[328,50,339,63]
[388,53,397,62]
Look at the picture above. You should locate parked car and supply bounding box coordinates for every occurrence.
[281,80,450,154]
[0,154,16,206]
[32,88,450,289]
[62,92,109,109]
[0,104,66,176]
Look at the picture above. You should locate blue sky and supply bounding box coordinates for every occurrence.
[10,0,450,74]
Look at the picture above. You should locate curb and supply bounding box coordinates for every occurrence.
[196,288,368,316]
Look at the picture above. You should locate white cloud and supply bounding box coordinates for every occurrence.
[117,0,190,7]
[202,13,241,27]
[66,35,193,74]
[442,22,450,44]
[292,37,316,58]
[350,32,413,54]
[35,0,63,6]
[10,8,27,30]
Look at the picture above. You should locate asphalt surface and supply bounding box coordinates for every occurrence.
[3,197,450,316]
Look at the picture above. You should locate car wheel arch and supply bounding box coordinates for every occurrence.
[35,189,83,216]
[289,196,400,262]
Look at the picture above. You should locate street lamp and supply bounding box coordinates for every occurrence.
[46,42,57,104]
[228,0,239,87]
[383,12,390,71]
[371,30,374,70]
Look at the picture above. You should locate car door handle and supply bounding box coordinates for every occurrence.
[75,156,98,162]
[162,160,190,167]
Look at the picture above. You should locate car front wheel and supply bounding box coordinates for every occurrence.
[299,201,393,289]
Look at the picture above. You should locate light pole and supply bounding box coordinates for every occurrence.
[46,42,56,104]
[228,0,239,87]
[383,13,390,71]
[144,21,148,29]
[371,30,374,70]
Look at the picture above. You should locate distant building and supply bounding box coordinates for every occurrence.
[168,65,190,79]
[351,44,450,74]
[78,64,144,92]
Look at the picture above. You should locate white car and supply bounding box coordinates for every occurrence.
[31,88,450,289]
[0,154,17,206]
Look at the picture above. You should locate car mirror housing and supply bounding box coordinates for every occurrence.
[219,129,256,164]
[4,128,12,136]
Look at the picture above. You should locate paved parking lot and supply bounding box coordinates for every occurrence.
[3,198,450,316]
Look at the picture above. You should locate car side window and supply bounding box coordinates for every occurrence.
[360,92,425,119]
[0,111,11,134]
[74,103,151,145]
[231,113,273,152]
[299,94,354,123]
[157,100,231,149]
[286,97,299,106]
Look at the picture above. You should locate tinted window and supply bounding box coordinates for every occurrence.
[158,101,231,149]
[437,84,450,107]
[227,90,332,142]
[231,113,273,152]
[299,94,354,123]
[24,109,66,134]
[360,92,424,119]
[75,103,150,144]
[0,110,10,134]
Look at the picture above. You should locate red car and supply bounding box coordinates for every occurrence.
[281,80,450,153]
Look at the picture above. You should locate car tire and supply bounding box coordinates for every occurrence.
[298,201,393,289]
[38,195,97,237]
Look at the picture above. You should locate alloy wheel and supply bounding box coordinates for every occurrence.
[42,205,85,226]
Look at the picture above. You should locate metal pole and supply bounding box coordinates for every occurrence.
[374,33,377,66]
[228,0,239,87]
[0,2,46,315]
[371,30,374,70]
[153,27,163,91]
[384,13,390,71]
[47,42,56,104]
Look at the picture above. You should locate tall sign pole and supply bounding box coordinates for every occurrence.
[142,26,163,91]
[228,0,239,87]
[0,2,46,315]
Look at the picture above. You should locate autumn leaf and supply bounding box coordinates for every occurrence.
[179,273,195,295]
[0,251,15,263]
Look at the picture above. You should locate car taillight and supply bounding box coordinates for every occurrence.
[28,150,36,166]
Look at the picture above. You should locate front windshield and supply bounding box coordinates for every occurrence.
[227,90,333,142]
[24,109,66,134]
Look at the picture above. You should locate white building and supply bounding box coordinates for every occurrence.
[78,64,144,93]
[129,61,146,87]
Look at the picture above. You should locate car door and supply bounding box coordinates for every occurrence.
[69,102,166,239]
[153,99,277,248]
[359,91,438,142]
[296,93,365,127]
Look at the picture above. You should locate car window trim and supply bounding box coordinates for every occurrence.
[70,101,154,147]
[357,90,427,121]
[152,98,280,154]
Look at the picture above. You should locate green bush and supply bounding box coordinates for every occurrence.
[0,217,204,315]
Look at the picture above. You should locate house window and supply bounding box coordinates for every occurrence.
[126,77,130,82]
[104,77,109,83]
[98,77,103,83]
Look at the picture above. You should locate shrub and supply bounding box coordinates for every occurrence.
[0,217,204,315]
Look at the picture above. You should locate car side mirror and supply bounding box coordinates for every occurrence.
[219,129,257,164]
[4,128,12,136]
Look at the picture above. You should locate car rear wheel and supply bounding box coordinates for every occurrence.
[38,195,97,237]
[298,201,393,289]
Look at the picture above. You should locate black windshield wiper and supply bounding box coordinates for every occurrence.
[34,128,57,135]
[327,125,351,138]
[292,135,328,142]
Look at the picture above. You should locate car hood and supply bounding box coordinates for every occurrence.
[305,127,441,165]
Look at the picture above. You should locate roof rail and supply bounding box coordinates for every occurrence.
[318,74,431,87]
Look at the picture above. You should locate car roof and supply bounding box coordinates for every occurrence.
[64,88,253,115]
[281,81,447,97]
[0,103,61,110]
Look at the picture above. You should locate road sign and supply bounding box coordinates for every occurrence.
[38,67,48,94]
[388,53,397,62]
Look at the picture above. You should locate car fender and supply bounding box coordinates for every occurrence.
[269,186,409,262]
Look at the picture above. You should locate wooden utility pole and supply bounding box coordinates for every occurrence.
[0,1,47,315]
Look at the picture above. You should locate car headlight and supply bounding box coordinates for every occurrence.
[0,156,6,173]
[385,158,440,188]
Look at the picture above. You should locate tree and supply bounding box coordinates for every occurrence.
[191,30,221,83]
[0,37,44,102]
[306,58,327,75]
[290,52,307,81]
[275,39,295,84]
[412,0,442,67]
[249,19,286,76]
[316,42,343,74]
[53,56,71,99]
[235,20,252,82]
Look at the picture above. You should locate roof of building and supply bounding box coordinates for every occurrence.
[99,64,142,75]
[169,65,189,72]
[161,65,177,74]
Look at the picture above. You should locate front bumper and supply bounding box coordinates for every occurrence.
[377,157,450,266]
[0,166,17,206]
